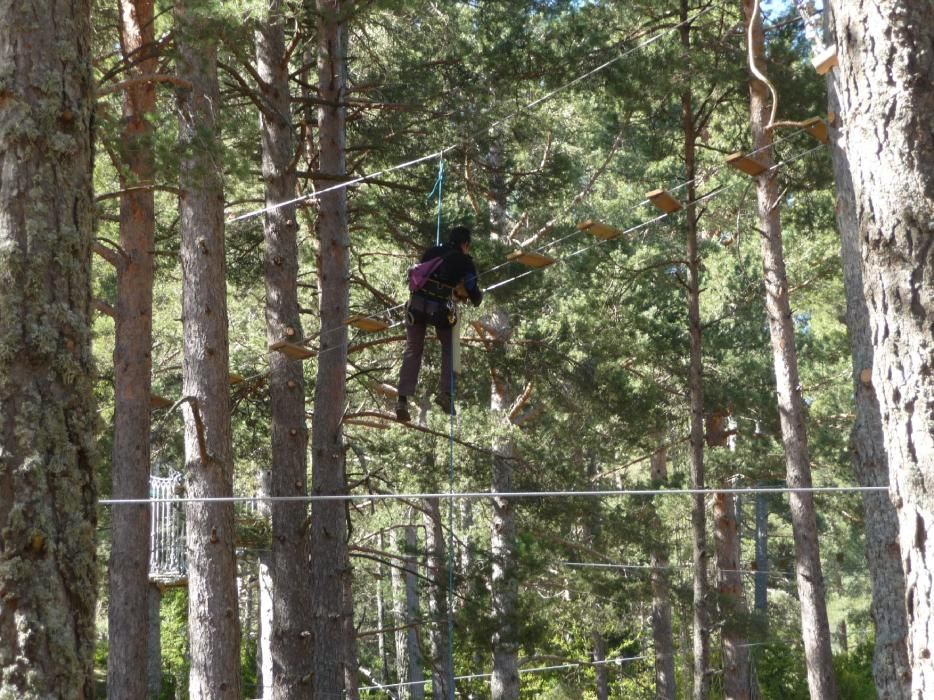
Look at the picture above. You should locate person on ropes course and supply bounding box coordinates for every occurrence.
[396,225,483,422]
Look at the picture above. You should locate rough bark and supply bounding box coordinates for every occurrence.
[825,22,912,695]
[108,0,157,695]
[753,494,768,617]
[680,8,711,696]
[148,584,163,698]
[404,525,425,699]
[742,3,838,697]
[424,498,454,700]
[714,492,751,700]
[0,0,97,695]
[592,629,609,700]
[490,357,520,700]
[256,2,314,696]
[310,2,358,696]
[829,3,933,697]
[175,0,241,695]
[649,447,677,700]
[390,528,411,697]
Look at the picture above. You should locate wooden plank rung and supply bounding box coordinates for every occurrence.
[801,116,828,144]
[725,152,768,177]
[150,394,173,410]
[347,315,389,332]
[646,189,683,214]
[576,220,621,240]
[812,45,838,75]
[506,250,556,268]
[269,340,314,360]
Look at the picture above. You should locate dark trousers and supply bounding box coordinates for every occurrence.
[398,315,454,398]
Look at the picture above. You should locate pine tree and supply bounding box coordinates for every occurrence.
[0,0,98,695]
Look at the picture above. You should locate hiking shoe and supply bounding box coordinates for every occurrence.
[395,397,411,422]
[434,392,455,416]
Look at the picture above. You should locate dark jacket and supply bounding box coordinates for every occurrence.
[415,243,483,307]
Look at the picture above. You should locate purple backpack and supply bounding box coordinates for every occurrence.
[407,256,445,293]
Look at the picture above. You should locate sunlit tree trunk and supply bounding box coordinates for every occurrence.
[0,1,97,695]
[829,3,934,696]
[680,6,710,695]
[649,446,677,700]
[715,492,751,700]
[176,0,241,694]
[310,2,359,696]
[108,0,157,695]
[743,2,837,697]
[825,22,911,695]
[256,1,313,695]
[424,498,455,699]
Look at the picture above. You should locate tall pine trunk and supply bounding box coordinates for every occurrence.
[714,492,751,699]
[108,0,157,695]
[649,446,677,700]
[829,3,934,695]
[825,25,911,695]
[424,498,455,699]
[175,1,241,695]
[0,0,97,694]
[489,347,520,700]
[310,1,358,696]
[256,2,314,695]
[742,3,837,697]
[680,8,710,696]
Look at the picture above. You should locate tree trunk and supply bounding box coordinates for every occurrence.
[405,526,425,699]
[310,3,358,697]
[485,320,521,700]
[829,2,932,696]
[390,527,411,698]
[424,498,454,700]
[715,492,751,700]
[391,524,424,699]
[258,550,274,699]
[592,628,609,700]
[826,29,911,697]
[0,0,97,696]
[175,0,241,695]
[256,2,314,696]
[754,493,768,617]
[649,447,677,700]
[109,0,157,695]
[377,530,392,686]
[679,8,711,697]
[148,584,163,698]
[742,3,838,697]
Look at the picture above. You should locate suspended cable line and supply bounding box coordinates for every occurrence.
[100,484,886,507]
[226,5,716,224]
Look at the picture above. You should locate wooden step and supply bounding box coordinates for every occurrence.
[347,315,389,332]
[646,189,683,214]
[269,340,314,360]
[506,250,556,268]
[577,219,621,240]
[801,116,828,144]
[725,152,768,177]
[812,45,838,75]
[150,394,173,410]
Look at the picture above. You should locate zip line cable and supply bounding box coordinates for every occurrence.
[356,653,650,693]
[226,5,717,225]
[99,484,886,507]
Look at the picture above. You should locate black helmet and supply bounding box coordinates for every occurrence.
[448,226,472,246]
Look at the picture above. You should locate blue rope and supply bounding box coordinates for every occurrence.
[428,152,456,700]
[428,157,445,246]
